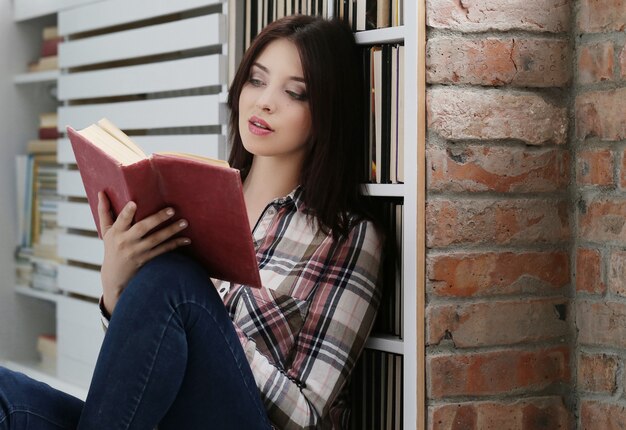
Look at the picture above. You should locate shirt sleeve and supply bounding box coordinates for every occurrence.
[240,220,383,429]
[98,295,111,331]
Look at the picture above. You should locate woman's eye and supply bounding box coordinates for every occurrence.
[248,77,263,86]
[287,90,308,101]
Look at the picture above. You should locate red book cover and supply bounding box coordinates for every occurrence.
[39,127,60,140]
[40,37,62,57]
[67,126,262,288]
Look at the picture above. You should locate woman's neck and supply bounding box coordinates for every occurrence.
[243,156,302,207]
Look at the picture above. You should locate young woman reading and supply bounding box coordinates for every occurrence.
[0,15,384,430]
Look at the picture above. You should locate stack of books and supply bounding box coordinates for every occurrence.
[15,114,62,292]
[28,26,61,73]
[37,334,57,374]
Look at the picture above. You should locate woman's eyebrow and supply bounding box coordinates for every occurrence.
[252,62,305,83]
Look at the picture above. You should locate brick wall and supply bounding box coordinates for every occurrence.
[424,0,626,428]
[574,0,626,428]
[424,0,574,428]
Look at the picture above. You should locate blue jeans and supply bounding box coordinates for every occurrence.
[0,253,272,430]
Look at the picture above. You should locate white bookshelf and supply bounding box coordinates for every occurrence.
[4,0,233,395]
[340,3,422,428]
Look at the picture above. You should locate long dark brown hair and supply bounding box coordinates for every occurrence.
[227,15,374,239]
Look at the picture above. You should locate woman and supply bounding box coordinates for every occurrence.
[0,14,383,430]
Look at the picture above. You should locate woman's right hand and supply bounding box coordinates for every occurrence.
[98,191,191,317]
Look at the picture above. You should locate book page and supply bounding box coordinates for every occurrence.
[156,152,230,168]
[78,125,144,166]
[97,118,146,158]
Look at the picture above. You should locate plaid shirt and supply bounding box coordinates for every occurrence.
[215,186,383,429]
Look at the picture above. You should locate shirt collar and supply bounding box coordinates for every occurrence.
[271,185,304,212]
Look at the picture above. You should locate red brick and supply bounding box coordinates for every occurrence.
[576,88,626,141]
[580,401,626,429]
[578,0,626,32]
[426,37,570,87]
[579,199,626,243]
[427,299,568,348]
[429,397,570,430]
[578,353,618,393]
[608,250,626,297]
[427,347,570,398]
[619,45,626,79]
[428,88,568,145]
[620,150,626,188]
[427,145,570,192]
[426,198,569,247]
[428,251,570,297]
[426,0,570,33]
[576,248,606,294]
[577,300,626,348]
[578,42,615,84]
[576,148,614,186]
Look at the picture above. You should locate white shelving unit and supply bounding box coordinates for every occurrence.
[3,0,233,395]
[348,3,422,428]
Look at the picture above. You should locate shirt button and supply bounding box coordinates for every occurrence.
[267,207,277,216]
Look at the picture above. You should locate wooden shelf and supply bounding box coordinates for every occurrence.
[2,360,87,400]
[354,26,404,45]
[14,70,59,84]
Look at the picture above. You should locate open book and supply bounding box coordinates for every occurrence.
[67,119,261,288]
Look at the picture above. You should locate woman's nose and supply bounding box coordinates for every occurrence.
[255,87,276,113]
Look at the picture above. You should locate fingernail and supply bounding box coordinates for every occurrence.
[182,238,191,245]
[179,220,188,228]
[166,208,174,216]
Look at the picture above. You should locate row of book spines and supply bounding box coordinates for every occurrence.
[363,43,405,185]
[350,349,403,430]
[244,0,403,49]
[244,0,329,49]
[373,199,403,337]
[337,0,404,31]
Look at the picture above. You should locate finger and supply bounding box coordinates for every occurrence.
[97,191,114,235]
[128,206,176,239]
[112,200,137,232]
[139,218,189,251]
[142,237,191,262]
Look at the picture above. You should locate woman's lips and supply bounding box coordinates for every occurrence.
[248,118,274,136]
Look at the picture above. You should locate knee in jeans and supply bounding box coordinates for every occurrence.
[124,252,211,301]
[0,367,27,412]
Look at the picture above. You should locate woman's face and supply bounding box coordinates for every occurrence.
[238,39,312,164]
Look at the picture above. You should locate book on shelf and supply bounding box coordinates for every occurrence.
[351,349,403,430]
[373,199,403,338]
[28,56,58,73]
[39,113,60,140]
[243,0,330,50]
[67,119,262,289]
[27,26,60,74]
[364,43,404,184]
[37,334,57,374]
[339,0,403,31]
